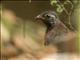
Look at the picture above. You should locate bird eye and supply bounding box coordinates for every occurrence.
[46,15,50,17]
[45,14,50,18]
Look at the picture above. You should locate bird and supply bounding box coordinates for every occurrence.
[35,11,76,52]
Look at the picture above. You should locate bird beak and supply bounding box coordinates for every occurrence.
[35,15,41,20]
[35,15,44,20]
[36,15,41,19]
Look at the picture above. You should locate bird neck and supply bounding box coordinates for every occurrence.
[45,22,54,33]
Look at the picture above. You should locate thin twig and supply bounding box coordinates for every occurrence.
[57,0,74,30]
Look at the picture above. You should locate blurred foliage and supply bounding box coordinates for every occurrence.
[50,0,78,13]
[0,8,46,51]
[50,0,79,30]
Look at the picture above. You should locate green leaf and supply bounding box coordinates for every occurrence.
[50,0,57,6]
[56,4,64,13]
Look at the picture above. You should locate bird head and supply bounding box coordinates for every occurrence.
[35,11,58,27]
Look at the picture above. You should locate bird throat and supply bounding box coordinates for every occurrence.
[44,21,54,33]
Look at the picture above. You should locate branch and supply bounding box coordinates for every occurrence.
[57,0,74,30]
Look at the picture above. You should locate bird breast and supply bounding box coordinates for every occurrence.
[45,21,71,45]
